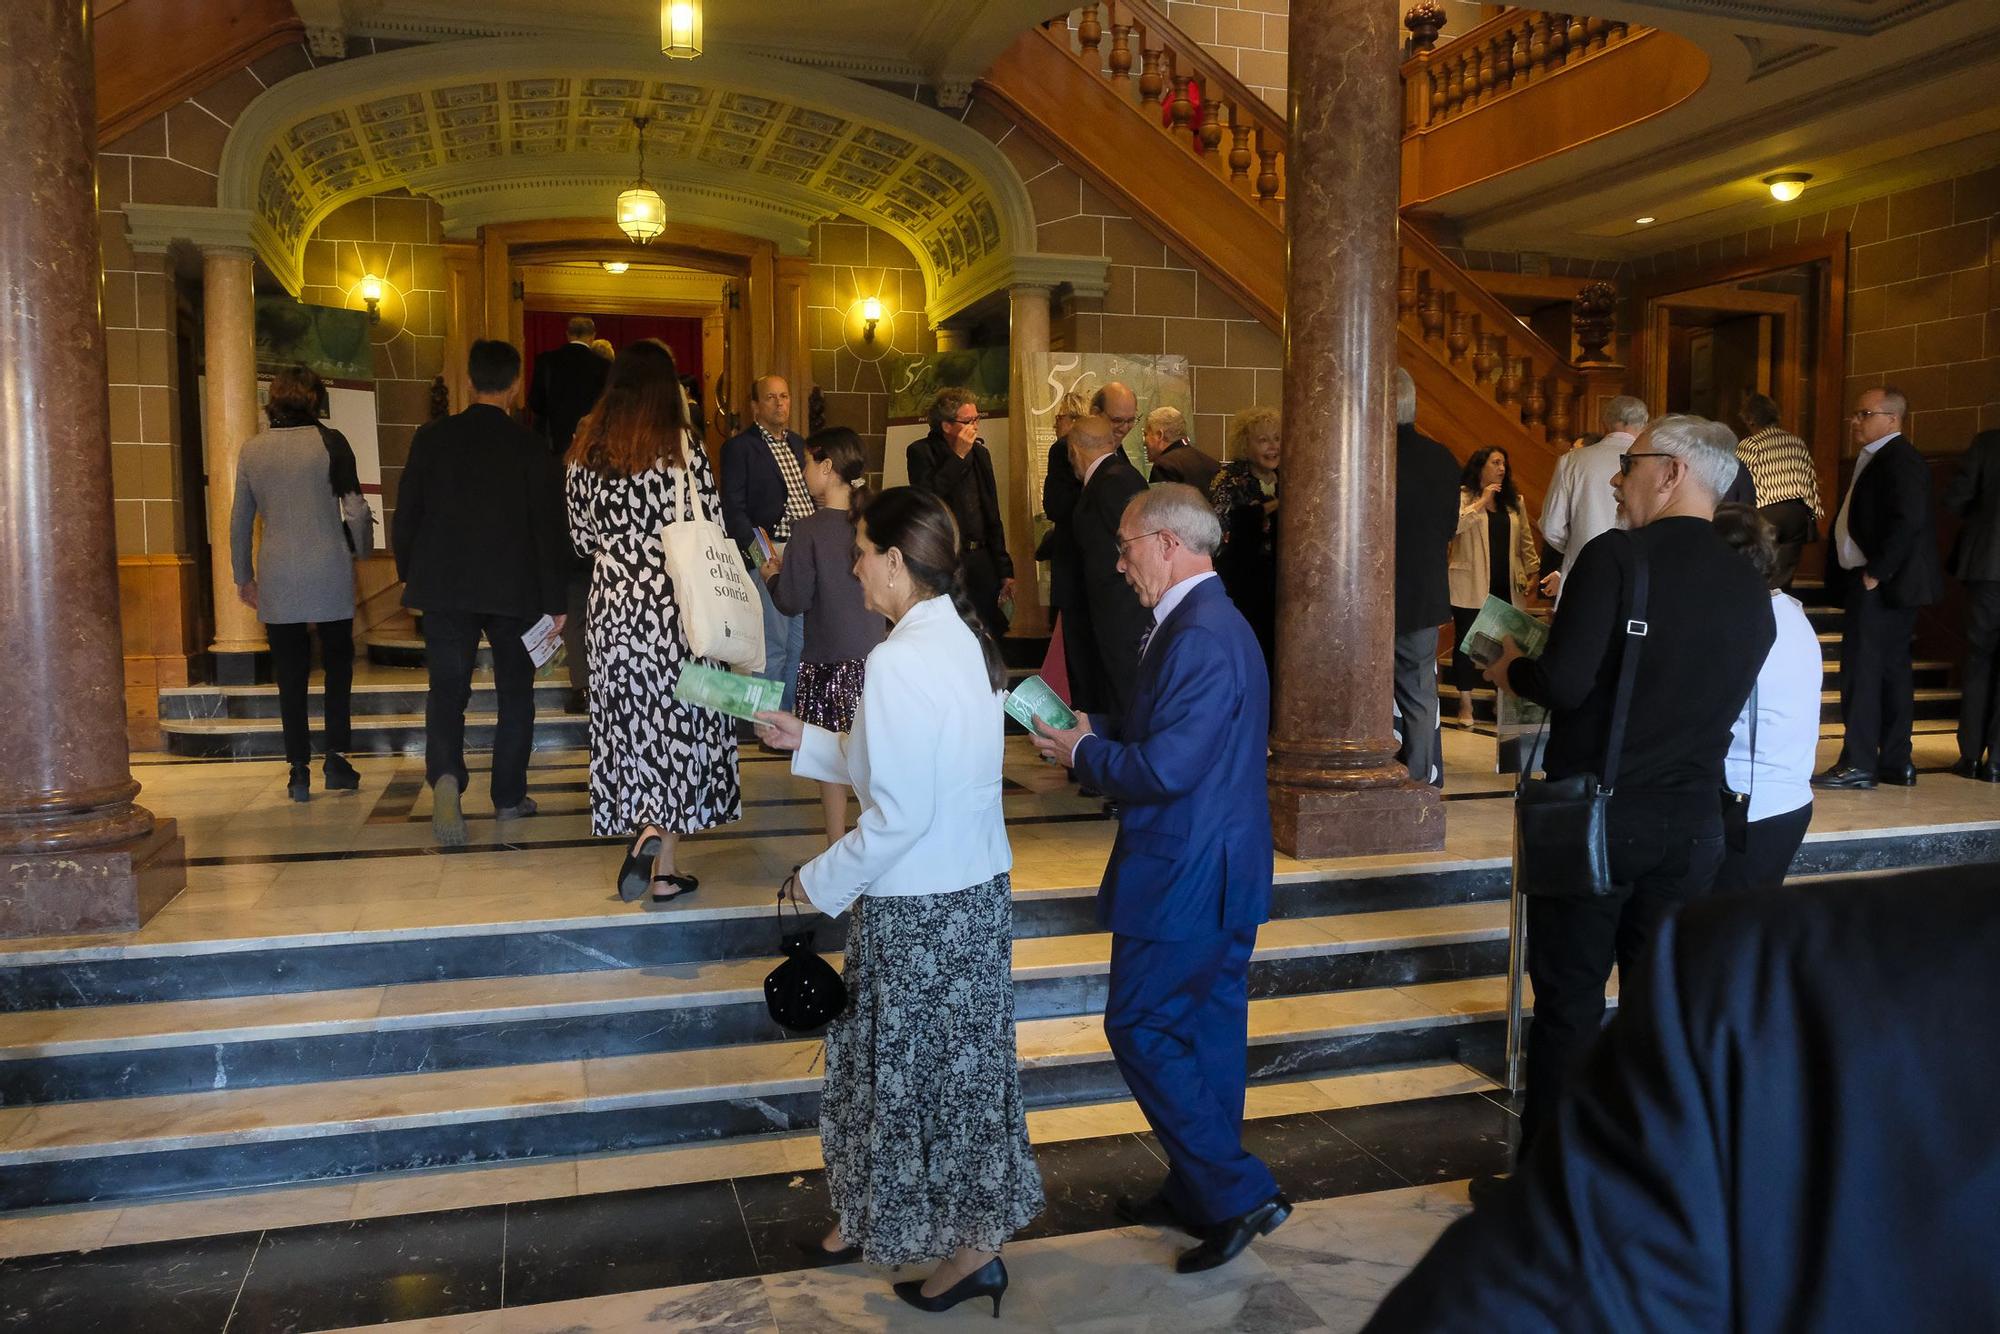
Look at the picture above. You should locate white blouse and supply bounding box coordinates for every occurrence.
[1725,592,1821,822]
[792,595,1012,917]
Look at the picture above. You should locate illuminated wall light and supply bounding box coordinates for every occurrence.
[601,261,631,274]
[1763,172,1812,203]
[1634,216,1656,225]
[661,0,703,59]
[861,296,884,342]
[358,273,385,323]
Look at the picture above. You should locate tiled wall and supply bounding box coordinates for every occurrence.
[1631,166,2000,455]
[296,195,451,527]
[964,101,1284,457]
[806,221,937,468]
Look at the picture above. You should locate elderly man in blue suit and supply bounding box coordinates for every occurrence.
[1031,482,1288,1274]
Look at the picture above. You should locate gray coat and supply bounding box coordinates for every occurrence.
[1945,430,2000,583]
[231,424,373,624]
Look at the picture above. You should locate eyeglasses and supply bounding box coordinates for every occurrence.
[951,413,980,427]
[1108,416,1137,429]
[1616,451,1675,476]
[1116,529,1167,557]
[1851,408,1896,421]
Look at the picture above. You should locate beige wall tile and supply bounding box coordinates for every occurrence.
[1888,180,1955,237]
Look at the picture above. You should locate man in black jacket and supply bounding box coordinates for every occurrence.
[1944,427,2000,779]
[1365,864,2000,1332]
[907,386,1012,637]
[1392,370,1462,787]
[1143,406,1221,493]
[527,316,609,456]
[1041,393,1087,625]
[394,340,570,846]
[720,375,813,711]
[1813,387,1943,790]
[1064,414,1150,716]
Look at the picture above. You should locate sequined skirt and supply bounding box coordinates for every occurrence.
[795,658,866,732]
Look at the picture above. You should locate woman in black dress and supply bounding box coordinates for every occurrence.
[1208,406,1281,683]
[1447,445,1538,725]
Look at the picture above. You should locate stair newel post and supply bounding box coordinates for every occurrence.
[1397,264,1421,322]
[1418,284,1446,344]
[1446,298,1473,364]
[1497,352,1522,406]
[1138,40,1165,107]
[1254,128,1281,212]
[1077,3,1103,61]
[1521,361,1547,429]
[1109,14,1134,85]
[1227,106,1254,186]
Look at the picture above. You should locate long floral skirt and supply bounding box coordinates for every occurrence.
[820,873,1045,1266]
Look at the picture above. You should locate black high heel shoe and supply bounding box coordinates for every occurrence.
[893,1256,1007,1318]
[616,830,663,902]
[287,764,311,803]
[794,1233,861,1265]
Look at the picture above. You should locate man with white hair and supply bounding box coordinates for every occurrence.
[1482,413,1774,1167]
[1029,483,1288,1275]
[1539,395,1650,598]
[1143,405,1221,493]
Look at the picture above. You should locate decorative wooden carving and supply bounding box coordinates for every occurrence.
[1497,354,1522,406]
[1475,331,1503,384]
[1228,112,1253,182]
[1139,43,1165,105]
[1398,265,1421,321]
[1521,361,1547,427]
[1572,279,1618,364]
[1198,82,1224,155]
[1254,129,1281,210]
[1419,285,1446,343]
[1447,299,1473,364]
[1078,4,1103,57]
[1405,1,1446,54]
[1109,21,1134,82]
[1170,71,1194,138]
[1546,378,1573,442]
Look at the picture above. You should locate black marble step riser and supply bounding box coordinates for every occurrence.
[161,688,582,721]
[0,940,1512,1105]
[0,1022,1494,1211]
[164,721,590,758]
[367,644,492,671]
[0,866,1513,1012]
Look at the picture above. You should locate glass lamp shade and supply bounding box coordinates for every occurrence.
[662,0,702,58]
[616,185,667,244]
[358,274,385,304]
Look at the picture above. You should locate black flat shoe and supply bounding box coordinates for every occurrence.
[287,763,311,803]
[1876,763,1917,787]
[646,872,698,907]
[322,753,360,791]
[1810,764,1876,791]
[1175,1194,1291,1274]
[616,830,663,902]
[1952,758,1981,779]
[1115,1192,1197,1237]
[893,1256,1007,1317]
[794,1234,861,1265]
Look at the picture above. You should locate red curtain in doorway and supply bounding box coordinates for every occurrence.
[521,310,704,396]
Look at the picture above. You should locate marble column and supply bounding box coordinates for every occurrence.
[1005,283,1052,637]
[201,246,268,682]
[1268,0,1444,856]
[0,0,183,935]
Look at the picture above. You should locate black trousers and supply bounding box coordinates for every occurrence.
[1521,796,1724,1153]
[560,570,591,696]
[1760,498,1815,593]
[963,545,1010,641]
[1958,581,2000,766]
[1448,605,1483,694]
[1838,582,1919,772]
[1712,801,1813,893]
[266,620,354,767]
[423,609,538,809]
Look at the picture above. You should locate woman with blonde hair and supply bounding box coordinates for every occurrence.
[1209,406,1281,680]
[565,339,740,904]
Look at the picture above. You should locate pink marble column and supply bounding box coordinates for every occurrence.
[1268,0,1445,857]
[0,0,184,934]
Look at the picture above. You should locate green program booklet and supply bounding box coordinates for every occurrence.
[1458,595,1549,668]
[674,662,784,721]
[1004,674,1078,733]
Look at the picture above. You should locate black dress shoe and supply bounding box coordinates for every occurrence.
[794,1233,861,1265]
[1466,1172,1511,1209]
[1175,1194,1291,1274]
[1810,764,1876,790]
[1875,763,1917,787]
[286,763,311,803]
[322,753,360,791]
[1952,758,1981,780]
[1981,762,2000,784]
[1115,1192,1197,1237]
[893,1256,1007,1317]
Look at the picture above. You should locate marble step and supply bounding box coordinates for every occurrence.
[1437,684,1961,725]
[158,710,592,758]
[159,680,582,721]
[0,975,1530,1210]
[0,905,1510,1104]
[0,863,1516,1011]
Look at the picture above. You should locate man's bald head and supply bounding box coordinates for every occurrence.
[1092,382,1139,439]
[1071,414,1117,461]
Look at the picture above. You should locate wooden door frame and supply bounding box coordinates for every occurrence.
[1647,283,1803,429]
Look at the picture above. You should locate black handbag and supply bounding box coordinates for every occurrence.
[763,871,846,1034]
[1721,687,1757,853]
[1513,544,1649,899]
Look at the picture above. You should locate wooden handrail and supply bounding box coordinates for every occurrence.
[1109,0,1286,141]
[1399,10,1637,133]
[1400,225,1573,372]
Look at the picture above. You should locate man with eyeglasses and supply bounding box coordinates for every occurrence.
[1091,382,1141,451]
[1812,387,1942,790]
[907,386,1014,638]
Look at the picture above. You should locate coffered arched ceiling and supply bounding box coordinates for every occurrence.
[216,38,1054,318]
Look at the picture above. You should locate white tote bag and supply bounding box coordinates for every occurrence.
[661,441,765,673]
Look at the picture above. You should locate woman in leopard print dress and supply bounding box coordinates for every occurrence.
[566,340,740,903]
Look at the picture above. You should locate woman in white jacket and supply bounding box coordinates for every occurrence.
[1447,445,1539,725]
[755,487,1043,1318]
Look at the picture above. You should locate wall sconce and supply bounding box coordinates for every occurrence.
[601,260,631,274]
[661,0,702,59]
[358,273,384,324]
[1763,172,1812,203]
[861,296,884,342]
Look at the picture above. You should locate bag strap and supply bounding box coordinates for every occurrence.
[1745,684,1759,802]
[1597,536,1650,795]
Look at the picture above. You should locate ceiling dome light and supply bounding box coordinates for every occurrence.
[1763,172,1812,203]
[661,0,702,59]
[601,261,631,274]
[1634,216,1656,225]
[617,117,666,245]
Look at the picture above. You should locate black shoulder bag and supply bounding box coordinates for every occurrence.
[313,421,364,555]
[1513,544,1649,899]
[762,868,846,1034]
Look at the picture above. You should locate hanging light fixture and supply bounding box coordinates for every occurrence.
[661,0,703,59]
[616,116,667,245]
[601,261,631,274]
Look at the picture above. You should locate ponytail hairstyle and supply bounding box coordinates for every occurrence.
[859,487,1007,692]
[806,425,872,515]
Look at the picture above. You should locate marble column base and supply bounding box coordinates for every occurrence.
[1271,781,1446,859]
[0,820,185,937]
[212,649,271,685]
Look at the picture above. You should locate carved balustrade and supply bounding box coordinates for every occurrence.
[1401,9,1635,134]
